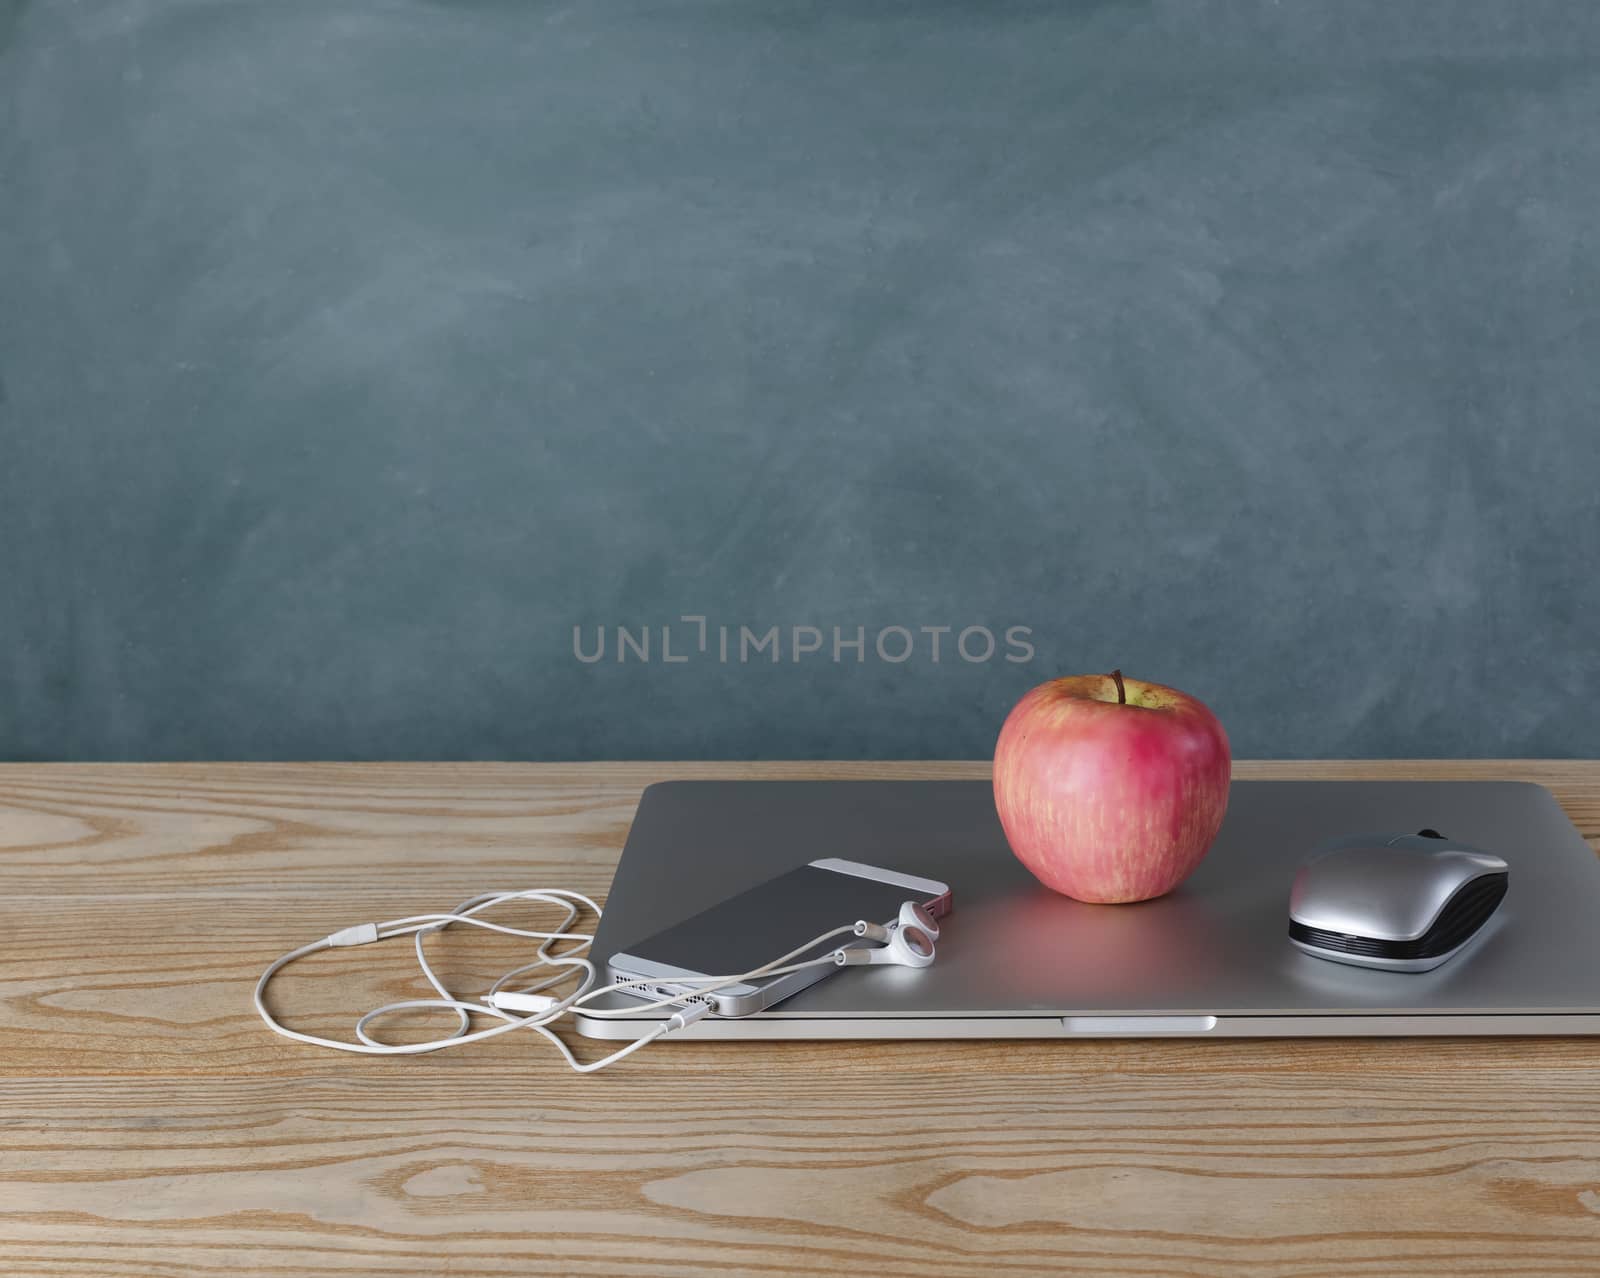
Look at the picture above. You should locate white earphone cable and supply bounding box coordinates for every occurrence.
[253,888,863,1073]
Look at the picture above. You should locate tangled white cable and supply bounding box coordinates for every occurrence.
[253,889,856,1073]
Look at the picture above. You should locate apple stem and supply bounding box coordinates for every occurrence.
[1110,668,1126,704]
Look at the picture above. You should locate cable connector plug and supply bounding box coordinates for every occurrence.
[666,1000,714,1032]
[488,991,561,1015]
[327,923,380,947]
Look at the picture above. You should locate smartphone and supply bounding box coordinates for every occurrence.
[607,858,952,1017]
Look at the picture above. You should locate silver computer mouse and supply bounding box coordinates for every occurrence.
[1288,830,1509,972]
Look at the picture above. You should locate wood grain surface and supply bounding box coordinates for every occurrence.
[2,760,1598,1277]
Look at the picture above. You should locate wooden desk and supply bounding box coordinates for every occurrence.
[2,761,1598,1276]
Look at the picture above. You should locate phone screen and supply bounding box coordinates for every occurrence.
[616,863,924,979]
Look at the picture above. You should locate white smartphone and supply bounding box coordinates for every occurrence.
[606,857,952,1016]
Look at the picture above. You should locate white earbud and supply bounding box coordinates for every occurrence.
[851,901,941,944]
[833,913,937,969]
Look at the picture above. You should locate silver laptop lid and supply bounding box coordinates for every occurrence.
[578,780,1600,1035]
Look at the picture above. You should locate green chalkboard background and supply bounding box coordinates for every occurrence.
[3,1,1597,760]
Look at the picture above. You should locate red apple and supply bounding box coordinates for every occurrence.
[993,670,1231,904]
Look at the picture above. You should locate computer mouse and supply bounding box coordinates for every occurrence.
[1288,830,1509,972]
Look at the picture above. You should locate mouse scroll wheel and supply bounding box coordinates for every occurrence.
[1416,828,1447,840]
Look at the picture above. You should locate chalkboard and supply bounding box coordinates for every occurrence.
[3,0,1598,760]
